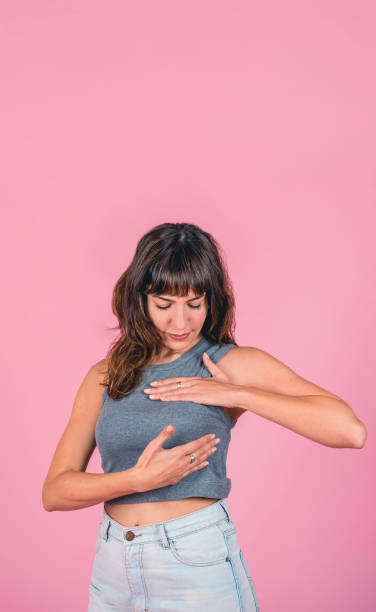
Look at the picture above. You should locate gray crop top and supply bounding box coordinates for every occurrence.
[95,336,238,504]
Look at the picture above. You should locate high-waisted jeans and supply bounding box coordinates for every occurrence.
[88,497,261,611]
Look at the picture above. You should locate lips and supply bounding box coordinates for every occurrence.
[167,332,190,340]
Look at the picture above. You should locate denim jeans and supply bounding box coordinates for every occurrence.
[88,498,261,611]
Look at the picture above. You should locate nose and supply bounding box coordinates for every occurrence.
[169,308,190,331]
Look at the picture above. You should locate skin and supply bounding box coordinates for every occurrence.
[104,288,226,527]
[104,287,366,527]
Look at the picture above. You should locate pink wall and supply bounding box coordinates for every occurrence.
[2,2,374,610]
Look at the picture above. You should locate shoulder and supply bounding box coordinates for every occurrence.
[208,346,258,422]
[217,345,343,400]
[217,344,298,388]
[213,345,260,386]
[90,358,109,386]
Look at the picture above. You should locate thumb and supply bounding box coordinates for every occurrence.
[202,351,218,374]
[156,424,175,446]
[202,351,227,381]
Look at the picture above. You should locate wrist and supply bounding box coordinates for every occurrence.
[235,384,254,411]
[127,466,148,494]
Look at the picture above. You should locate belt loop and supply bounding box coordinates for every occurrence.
[158,523,170,549]
[103,520,110,541]
[218,499,231,522]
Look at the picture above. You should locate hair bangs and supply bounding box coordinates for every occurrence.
[106,222,237,398]
[144,251,211,298]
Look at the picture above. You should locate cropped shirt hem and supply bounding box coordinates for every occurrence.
[105,477,232,505]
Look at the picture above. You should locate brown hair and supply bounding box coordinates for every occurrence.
[102,222,237,399]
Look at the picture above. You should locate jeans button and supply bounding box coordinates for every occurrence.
[125,530,135,541]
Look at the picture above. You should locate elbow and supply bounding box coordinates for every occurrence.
[348,420,367,449]
[42,498,54,512]
[42,486,55,512]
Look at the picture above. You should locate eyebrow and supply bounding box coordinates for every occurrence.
[152,293,205,303]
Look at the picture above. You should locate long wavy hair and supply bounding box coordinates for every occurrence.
[102,222,237,399]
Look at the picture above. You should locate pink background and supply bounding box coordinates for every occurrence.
[2,2,374,610]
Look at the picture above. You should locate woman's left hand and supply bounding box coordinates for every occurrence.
[143,351,241,409]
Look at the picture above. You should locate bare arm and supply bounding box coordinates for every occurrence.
[42,360,130,512]
[42,360,218,511]
[43,468,140,511]
[217,346,367,448]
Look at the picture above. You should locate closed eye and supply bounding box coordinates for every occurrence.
[156,304,202,310]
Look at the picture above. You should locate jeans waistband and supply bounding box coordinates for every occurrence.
[100,498,234,548]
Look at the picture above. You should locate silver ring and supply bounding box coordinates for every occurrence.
[177,380,182,388]
[189,453,195,463]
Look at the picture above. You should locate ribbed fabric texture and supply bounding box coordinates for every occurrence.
[95,336,237,504]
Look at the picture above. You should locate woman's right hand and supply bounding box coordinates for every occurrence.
[132,425,220,493]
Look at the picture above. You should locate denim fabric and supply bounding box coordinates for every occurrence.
[88,498,261,611]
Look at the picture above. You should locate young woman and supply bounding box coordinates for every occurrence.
[42,222,366,612]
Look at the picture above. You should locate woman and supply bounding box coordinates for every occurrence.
[42,222,366,612]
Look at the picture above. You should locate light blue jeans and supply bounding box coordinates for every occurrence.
[88,498,261,611]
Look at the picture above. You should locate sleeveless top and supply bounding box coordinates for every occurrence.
[95,336,237,504]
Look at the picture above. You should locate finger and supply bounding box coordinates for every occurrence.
[158,392,191,401]
[144,381,192,395]
[150,425,175,448]
[181,433,215,454]
[150,376,201,387]
[203,353,220,369]
[150,378,212,393]
[185,442,218,472]
[181,433,219,456]
[183,442,218,469]
[180,458,210,480]
[144,380,199,398]
[146,392,190,402]
[202,354,229,382]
